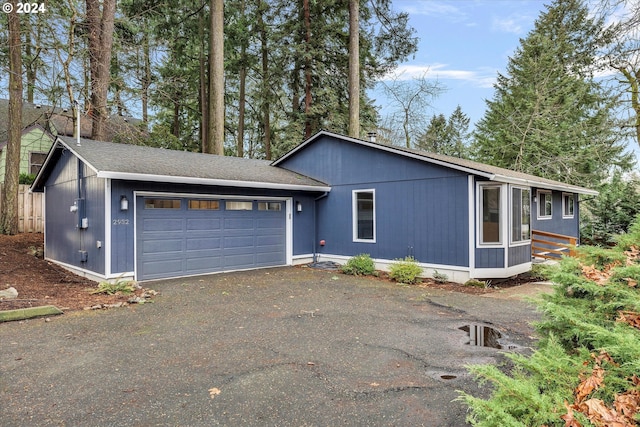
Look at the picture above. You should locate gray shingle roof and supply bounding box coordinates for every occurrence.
[274,130,598,195]
[33,136,329,191]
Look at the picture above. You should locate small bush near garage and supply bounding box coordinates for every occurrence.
[459,215,640,426]
[389,257,423,284]
[341,254,376,276]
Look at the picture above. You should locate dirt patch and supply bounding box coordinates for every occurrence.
[0,233,150,312]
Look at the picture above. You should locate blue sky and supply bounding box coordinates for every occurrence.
[372,0,550,126]
[372,0,640,162]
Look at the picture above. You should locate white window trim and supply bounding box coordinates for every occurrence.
[509,186,531,246]
[352,189,376,243]
[562,192,575,219]
[536,190,552,220]
[477,183,506,248]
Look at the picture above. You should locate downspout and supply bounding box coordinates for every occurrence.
[313,192,329,263]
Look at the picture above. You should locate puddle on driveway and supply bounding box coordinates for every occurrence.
[459,324,519,350]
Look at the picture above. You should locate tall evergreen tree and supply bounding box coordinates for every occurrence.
[416,105,471,158]
[1,1,22,235]
[472,0,633,188]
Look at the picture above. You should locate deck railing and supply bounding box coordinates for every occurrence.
[531,229,577,260]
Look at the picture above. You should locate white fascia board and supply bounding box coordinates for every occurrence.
[96,171,332,192]
[490,174,599,196]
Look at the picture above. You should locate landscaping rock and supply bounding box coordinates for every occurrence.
[0,287,18,299]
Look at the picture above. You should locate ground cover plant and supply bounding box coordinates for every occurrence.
[459,216,640,426]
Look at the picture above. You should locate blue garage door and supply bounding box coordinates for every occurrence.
[136,197,286,281]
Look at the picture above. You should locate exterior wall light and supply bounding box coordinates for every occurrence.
[296,201,302,212]
[120,195,129,211]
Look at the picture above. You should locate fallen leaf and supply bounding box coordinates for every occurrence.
[561,400,583,427]
[576,366,605,402]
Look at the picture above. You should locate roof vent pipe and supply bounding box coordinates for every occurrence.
[367,131,377,143]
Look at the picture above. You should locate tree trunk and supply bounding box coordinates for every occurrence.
[348,0,360,138]
[199,8,209,153]
[236,0,247,158]
[1,2,23,235]
[207,0,225,155]
[259,0,271,160]
[303,0,312,139]
[87,0,116,141]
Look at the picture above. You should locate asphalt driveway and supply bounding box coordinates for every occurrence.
[0,267,544,426]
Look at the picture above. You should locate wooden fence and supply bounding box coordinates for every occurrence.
[531,229,576,260]
[0,184,44,233]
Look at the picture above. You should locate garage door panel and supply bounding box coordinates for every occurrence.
[142,238,184,255]
[187,218,221,231]
[224,235,255,249]
[186,255,223,271]
[137,197,286,281]
[257,251,284,264]
[224,218,254,230]
[186,237,221,250]
[142,259,184,277]
[141,218,184,233]
[223,253,255,269]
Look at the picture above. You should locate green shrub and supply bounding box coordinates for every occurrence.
[459,215,640,426]
[432,270,449,283]
[529,263,551,281]
[341,254,376,276]
[91,279,136,295]
[389,257,423,284]
[19,173,35,185]
[464,279,486,288]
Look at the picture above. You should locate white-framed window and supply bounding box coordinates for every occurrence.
[562,193,575,218]
[480,184,502,245]
[537,190,552,219]
[29,151,47,175]
[352,189,375,242]
[258,202,282,211]
[225,201,253,211]
[511,187,531,243]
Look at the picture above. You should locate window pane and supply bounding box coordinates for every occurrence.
[482,187,500,243]
[145,199,181,209]
[225,201,253,211]
[29,152,47,175]
[512,188,531,242]
[258,202,281,211]
[564,194,574,217]
[356,192,374,240]
[188,200,219,210]
[538,192,552,217]
[521,189,531,240]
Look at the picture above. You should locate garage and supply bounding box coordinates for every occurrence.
[136,196,288,281]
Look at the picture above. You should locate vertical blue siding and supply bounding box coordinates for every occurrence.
[508,245,531,267]
[281,135,470,267]
[531,189,580,238]
[475,248,504,268]
[44,150,105,275]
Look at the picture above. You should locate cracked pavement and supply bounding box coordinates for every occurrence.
[0,267,543,426]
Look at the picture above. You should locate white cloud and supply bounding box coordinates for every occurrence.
[382,63,496,88]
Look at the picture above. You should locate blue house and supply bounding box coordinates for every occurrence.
[31,130,597,283]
